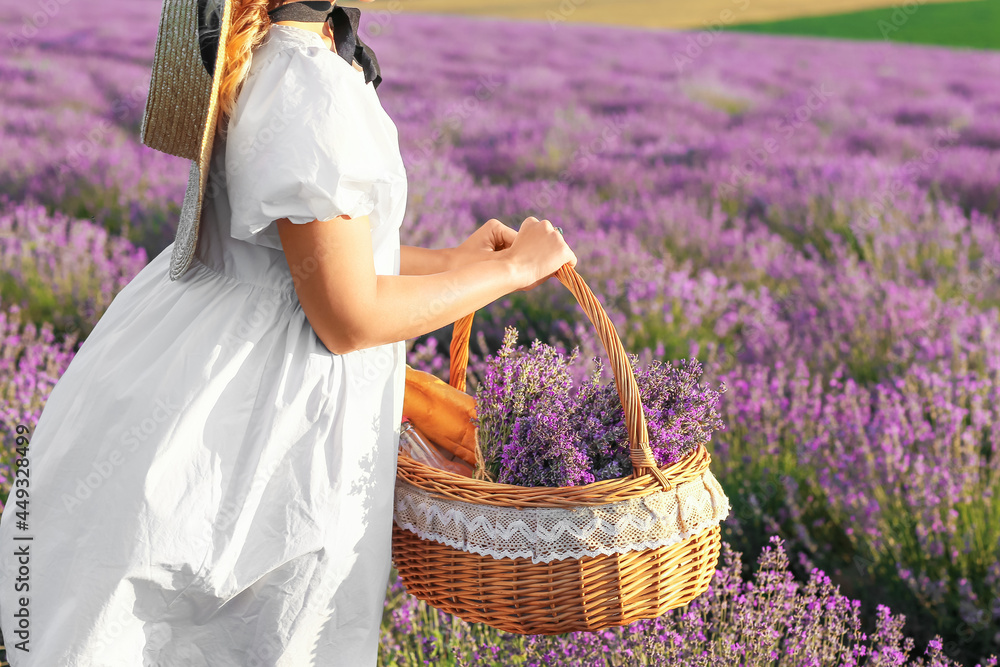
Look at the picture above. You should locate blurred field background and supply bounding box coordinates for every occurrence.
[356,0,982,32]
[1,0,999,665]
[352,0,1000,49]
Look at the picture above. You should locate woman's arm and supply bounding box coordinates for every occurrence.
[400,216,520,275]
[401,218,522,276]
[279,215,519,354]
[277,214,573,355]
[399,245,456,275]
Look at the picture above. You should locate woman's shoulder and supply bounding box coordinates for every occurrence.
[247,25,361,88]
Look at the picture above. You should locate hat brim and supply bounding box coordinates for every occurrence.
[140,0,232,280]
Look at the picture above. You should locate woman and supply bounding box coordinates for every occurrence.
[0,0,576,664]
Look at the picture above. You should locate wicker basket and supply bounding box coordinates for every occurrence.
[392,263,729,635]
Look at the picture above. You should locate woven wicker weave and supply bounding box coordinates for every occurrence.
[392,263,726,634]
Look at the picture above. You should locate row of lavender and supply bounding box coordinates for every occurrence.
[2,0,999,663]
[379,537,992,666]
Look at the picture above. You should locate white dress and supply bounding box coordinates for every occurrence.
[0,24,407,666]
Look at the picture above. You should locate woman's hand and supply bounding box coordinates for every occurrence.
[449,218,518,269]
[506,216,577,292]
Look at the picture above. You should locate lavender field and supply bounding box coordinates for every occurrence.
[1,0,1000,664]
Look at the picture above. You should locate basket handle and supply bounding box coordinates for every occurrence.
[446,262,672,490]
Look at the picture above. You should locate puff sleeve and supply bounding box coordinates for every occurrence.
[225,45,385,250]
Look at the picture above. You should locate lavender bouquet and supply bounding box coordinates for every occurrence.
[474,326,727,488]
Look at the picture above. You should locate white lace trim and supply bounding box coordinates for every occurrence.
[393,469,731,564]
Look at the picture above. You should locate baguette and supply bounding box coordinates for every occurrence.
[402,364,478,467]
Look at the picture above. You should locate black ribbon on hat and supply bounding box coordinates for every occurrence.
[197,0,381,89]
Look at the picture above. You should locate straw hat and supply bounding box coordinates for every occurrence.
[139,0,233,281]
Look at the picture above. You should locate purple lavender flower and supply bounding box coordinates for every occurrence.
[475,326,726,487]
[577,353,727,479]
[0,302,77,511]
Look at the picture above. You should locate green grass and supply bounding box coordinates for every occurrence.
[722,0,1000,51]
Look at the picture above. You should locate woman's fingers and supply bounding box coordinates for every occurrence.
[486,218,517,251]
